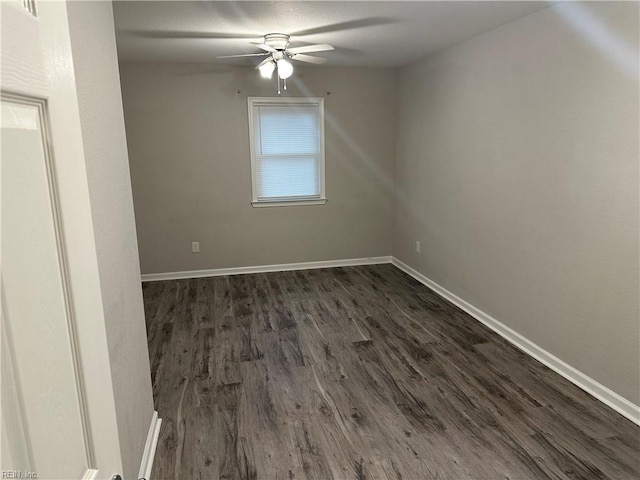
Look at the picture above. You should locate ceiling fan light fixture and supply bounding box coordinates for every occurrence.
[259,60,276,79]
[277,58,293,79]
[216,32,332,91]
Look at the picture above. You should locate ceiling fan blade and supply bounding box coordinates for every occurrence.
[255,57,274,69]
[291,18,395,37]
[287,44,334,54]
[250,42,277,53]
[128,30,260,40]
[291,54,327,65]
[216,53,270,59]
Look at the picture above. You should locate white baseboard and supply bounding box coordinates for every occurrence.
[81,469,98,480]
[141,256,393,282]
[138,410,162,480]
[391,257,640,426]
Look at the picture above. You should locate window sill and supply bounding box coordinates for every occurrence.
[251,198,328,208]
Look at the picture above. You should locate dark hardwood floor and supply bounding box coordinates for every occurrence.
[142,264,639,480]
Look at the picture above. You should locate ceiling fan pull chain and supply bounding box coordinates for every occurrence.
[277,75,281,95]
[284,78,287,91]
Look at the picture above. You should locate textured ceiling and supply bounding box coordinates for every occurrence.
[114,1,551,67]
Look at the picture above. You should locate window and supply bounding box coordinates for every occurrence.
[248,97,326,207]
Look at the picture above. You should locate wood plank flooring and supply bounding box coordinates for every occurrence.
[143,264,639,480]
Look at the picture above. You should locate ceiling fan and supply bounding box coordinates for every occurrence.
[129,18,396,93]
[216,33,334,93]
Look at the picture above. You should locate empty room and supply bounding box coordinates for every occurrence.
[2,1,639,479]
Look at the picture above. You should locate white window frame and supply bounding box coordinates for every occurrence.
[247,96,327,207]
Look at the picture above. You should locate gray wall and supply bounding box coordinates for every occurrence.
[394,2,639,404]
[119,64,397,274]
[67,2,155,478]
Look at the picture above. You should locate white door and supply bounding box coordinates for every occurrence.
[1,1,122,478]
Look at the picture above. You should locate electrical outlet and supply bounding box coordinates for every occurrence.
[192,241,200,253]
[415,241,421,253]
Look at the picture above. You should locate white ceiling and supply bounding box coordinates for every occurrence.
[113,1,551,67]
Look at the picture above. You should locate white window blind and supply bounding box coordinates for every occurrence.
[248,98,326,206]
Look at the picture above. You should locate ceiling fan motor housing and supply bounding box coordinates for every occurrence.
[264,33,290,50]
